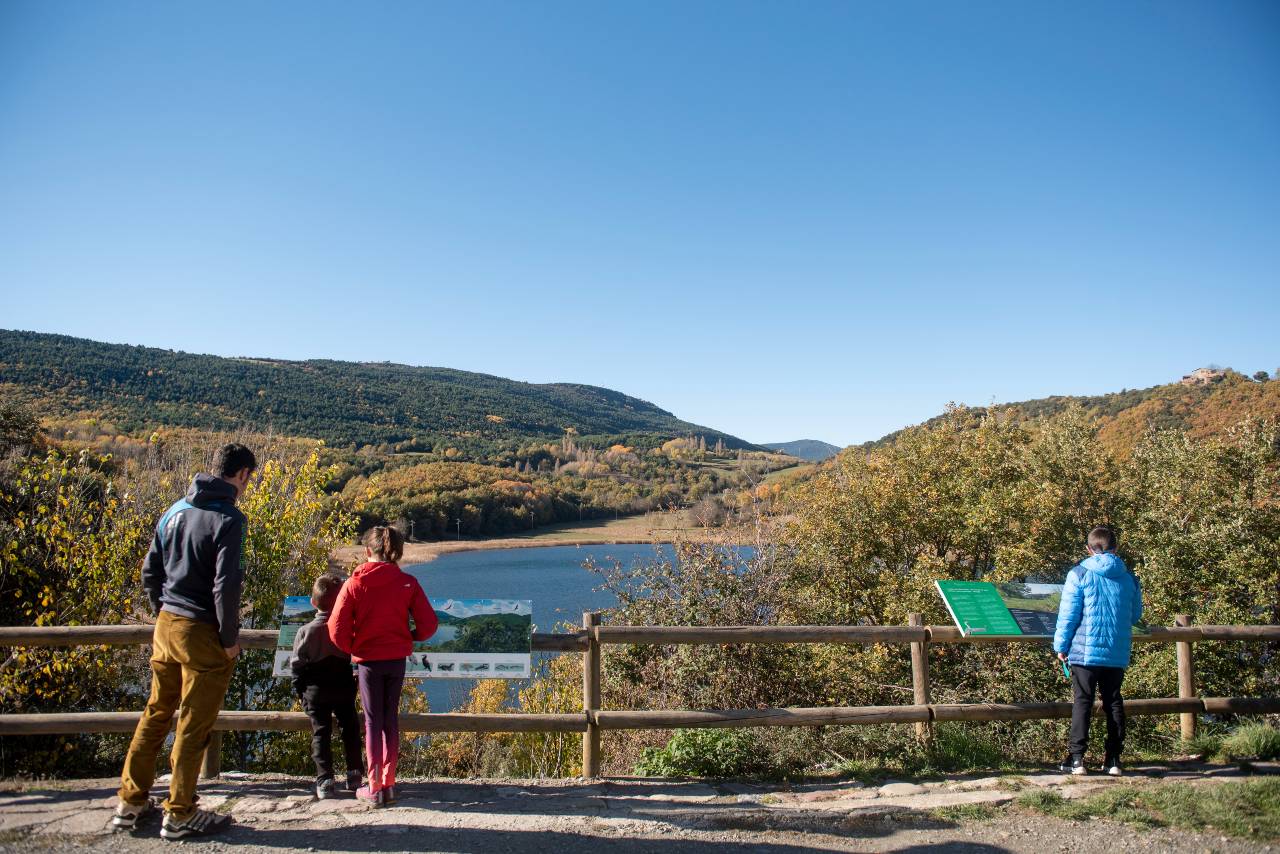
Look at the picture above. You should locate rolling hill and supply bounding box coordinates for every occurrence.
[762,440,842,461]
[861,368,1280,453]
[0,330,753,453]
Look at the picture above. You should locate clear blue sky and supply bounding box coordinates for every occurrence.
[2,1,1277,446]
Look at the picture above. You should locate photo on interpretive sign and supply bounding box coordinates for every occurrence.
[409,599,532,679]
[271,596,533,679]
[994,582,1063,636]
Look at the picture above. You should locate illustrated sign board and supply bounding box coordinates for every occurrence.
[409,598,532,679]
[271,595,317,677]
[934,580,1064,637]
[272,596,533,679]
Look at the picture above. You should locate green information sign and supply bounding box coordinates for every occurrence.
[935,580,1023,636]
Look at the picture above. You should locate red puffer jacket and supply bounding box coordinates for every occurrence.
[328,561,437,663]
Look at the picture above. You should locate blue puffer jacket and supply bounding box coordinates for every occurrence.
[1052,553,1143,668]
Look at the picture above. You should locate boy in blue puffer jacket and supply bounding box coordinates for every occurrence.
[1053,525,1143,777]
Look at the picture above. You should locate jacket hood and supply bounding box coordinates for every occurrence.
[352,561,401,580]
[1081,552,1129,579]
[185,473,239,507]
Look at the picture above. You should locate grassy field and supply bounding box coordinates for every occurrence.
[761,462,816,485]
[1018,778,1280,841]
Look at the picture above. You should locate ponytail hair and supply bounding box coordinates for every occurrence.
[362,525,405,564]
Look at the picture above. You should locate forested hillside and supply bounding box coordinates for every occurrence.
[0,330,751,455]
[863,369,1280,453]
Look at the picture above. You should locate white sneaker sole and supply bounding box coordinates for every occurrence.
[111,806,154,831]
[160,819,231,840]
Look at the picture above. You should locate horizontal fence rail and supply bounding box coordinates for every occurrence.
[0,626,587,652]
[0,711,589,735]
[3,623,1276,649]
[2,697,1277,736]
[1,618,1277,777]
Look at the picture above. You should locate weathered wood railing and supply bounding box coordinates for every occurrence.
[1,615,1277,778]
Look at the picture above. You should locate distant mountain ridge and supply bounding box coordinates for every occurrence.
[0,330,754,453]
[763,440,842,461]
[861,368,1280,453]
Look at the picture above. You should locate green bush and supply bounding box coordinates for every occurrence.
[635,728,767,778]
[1222,723,1280,761]
[1177,733,1224,759]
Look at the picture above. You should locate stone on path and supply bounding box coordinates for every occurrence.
[878,781,927,796]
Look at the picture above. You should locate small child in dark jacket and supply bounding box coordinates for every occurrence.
[291,574,364,799]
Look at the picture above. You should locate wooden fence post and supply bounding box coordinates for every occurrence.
[201,731,222,779]
[582,612,601,778]
[908,613,932,743]
[1175,614,1197,741]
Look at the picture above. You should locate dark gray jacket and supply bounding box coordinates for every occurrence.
[290,611,349,673]
[291,611,355,698]
[143,474,245,648]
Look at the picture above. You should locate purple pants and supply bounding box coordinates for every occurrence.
[357,659,405,791]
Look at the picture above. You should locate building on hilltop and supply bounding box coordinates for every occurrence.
[1180,367,1228,386]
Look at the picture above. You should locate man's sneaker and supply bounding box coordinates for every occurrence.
[159,808,232,840]
[316,777,336,800]
[1104,756,1123,777]
[1059,755,1087,776]
[111,799,156,832]
[345,770,363,792]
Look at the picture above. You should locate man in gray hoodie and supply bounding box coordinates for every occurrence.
[113,444,255,840]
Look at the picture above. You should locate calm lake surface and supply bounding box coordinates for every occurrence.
[404,543,674,711]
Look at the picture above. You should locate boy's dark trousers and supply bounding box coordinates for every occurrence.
[1070,664,1125,760]
[299,683,364,783]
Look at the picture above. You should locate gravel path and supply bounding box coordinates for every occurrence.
[1,763,1276,853]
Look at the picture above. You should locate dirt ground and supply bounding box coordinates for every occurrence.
[2,764,1276,853]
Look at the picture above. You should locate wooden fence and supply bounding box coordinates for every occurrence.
[1,615,1277,778]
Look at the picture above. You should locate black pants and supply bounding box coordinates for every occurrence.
[301,692,364,782]
[1070,664,1125,760]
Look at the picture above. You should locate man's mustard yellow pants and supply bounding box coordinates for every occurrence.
[118,611,235,818]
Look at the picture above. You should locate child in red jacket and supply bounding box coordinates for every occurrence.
[329,526,436,805]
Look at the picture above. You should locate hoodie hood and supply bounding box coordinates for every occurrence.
[185,473,239,508]
[1081,552,1129,579]
[351,561,401,580]
[327,561,437,663]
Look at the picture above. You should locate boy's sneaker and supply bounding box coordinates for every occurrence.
[1103,756,1123,777]
[1059,755,1087,776]
[345,770,363,792]
[159,808,232,840]
[315,777,336,800]
[111,798,156,832]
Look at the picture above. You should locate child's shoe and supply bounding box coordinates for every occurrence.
[315,777,336,800]
[355,785,381,806]
[345,770,363,792]
[379,785,397,806]
[1058,755,1087,775]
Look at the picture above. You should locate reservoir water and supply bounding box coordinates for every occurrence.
[404,543,674,711]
